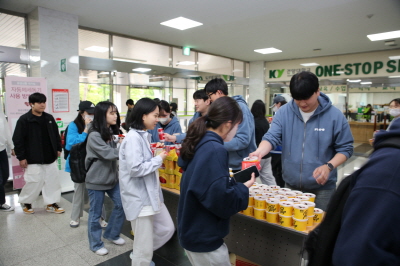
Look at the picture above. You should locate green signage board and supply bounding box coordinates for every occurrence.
[60,59,67,72]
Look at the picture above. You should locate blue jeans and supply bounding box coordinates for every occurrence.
[285,184,335,211]
[87,183,126,252]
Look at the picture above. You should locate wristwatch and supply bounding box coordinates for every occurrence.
[326,162,334,171]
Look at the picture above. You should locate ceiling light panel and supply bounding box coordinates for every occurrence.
[367,30,400,41]
[254,48,282,54]
[300,63,319,66]
[132,68,151,72]
[160,17,203,30]
[84,46,109,53]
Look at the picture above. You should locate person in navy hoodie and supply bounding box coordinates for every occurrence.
[332,118,400,266]
[148,100,182,145]
[205,78,257,172]
[178,96,255,266]
[251,71,353,210]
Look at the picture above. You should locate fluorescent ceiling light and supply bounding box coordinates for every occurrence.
[160,17,203,30]
[300,63,319,66]
[99,72,109,75]
[389,55,400,60]
[84,46,109,53]
[114,57,147,63]
[389,75,400,78]
[254,47,282,54]
[361,82,372,85]
[176,61,195,65]
[367,30,400,41]
[347,79,361,83]
[132,68,151,72]
[187,75,200,77]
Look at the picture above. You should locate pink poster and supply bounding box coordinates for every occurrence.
[4,77,48,189]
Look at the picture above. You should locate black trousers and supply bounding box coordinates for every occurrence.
[271,153,285,187]
[0,149,10,205]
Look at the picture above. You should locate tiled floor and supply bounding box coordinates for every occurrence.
[1,152,371,266]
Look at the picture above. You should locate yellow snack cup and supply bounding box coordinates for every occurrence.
[285,191,297,198]
[291,190,303,196]
[277,190,287,195]
[303,193,316,202]
[254,208,266,220]
[263,192,276,199]
[302,201,316,214]
[266,198,280,213]
[248,193,255,206]
[278,214,292,227]
[243,206,254,216]
[266,211,279,223]
[286,198,302,204]
[293,217,308,232]
[252,189,263,196]
[254,196,267,209]
[293,204,309,220]
[279,201,294,216]
[274,195,288,202]
[279,188,292,192]
[307,216,314,227]
[313,208,324,223]
[261,187,274,193]
[296,195,310,201]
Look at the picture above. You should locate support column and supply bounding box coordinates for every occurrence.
[248,61,265,107]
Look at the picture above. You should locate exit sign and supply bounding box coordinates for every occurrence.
[60,59,67,72]
[183,47,191,56]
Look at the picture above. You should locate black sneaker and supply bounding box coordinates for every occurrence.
[0,203,15,212]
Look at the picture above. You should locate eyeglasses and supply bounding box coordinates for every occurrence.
[207,92,215,97]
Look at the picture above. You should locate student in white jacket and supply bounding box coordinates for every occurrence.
[0,106,15,211]
[119,97,175,266]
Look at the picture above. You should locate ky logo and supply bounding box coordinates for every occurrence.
[269,69,285,78]
[314,128,325,131]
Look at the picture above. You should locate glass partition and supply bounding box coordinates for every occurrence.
[79,83,111,104]
[198,53,231,75]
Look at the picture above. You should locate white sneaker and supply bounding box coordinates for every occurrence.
[0,203,15,212]
[95,247,108,256]
[112,237,125,245]
[99,218,108,229]
[70,219,80,228]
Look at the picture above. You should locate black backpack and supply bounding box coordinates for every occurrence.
[69,135,96,183]
[62,125,70,160]
[305,136,400,266]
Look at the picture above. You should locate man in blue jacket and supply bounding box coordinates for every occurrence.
[331,118,400,266]
[205,78,257,171]
[251,71,353,210]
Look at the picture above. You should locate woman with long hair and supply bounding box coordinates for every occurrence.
[177,97,255,266]
[119,98,175,266]
[65,101,107,228]
[251,100,276,186]
[85,101,125,256]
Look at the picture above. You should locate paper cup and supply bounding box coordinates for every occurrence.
[254,208,266,220]
[286,198,302,204]
[277,190,287,195]
[264,192,276,199]
[266,198,280,213]
[285,191,297,198]
[291,190,303,196]
[279,201,294,216]
[293,204,309,220]
[248,194,255,206]
[260,187,274,193]
[266,211,279,223]
[254,196,267,209]
[269,185,280,191]
[279,188,292,192]
[278,214,292,227]
[313,208,324,223]
[302,201,316,214]
[252,189,263,196]
[274,195,288,202]
[303,193,316,202]
[296,195,310,201]
[243,206,254,216]
[307,216,314,227]
[293,217,308,232]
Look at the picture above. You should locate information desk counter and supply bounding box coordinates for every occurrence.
[162,187,318,266]
[348,121,386,143]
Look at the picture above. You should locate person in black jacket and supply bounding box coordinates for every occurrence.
[251,100,276,185]
[12,93,64,214]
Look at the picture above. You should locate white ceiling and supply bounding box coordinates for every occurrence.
[1,0,400,62]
